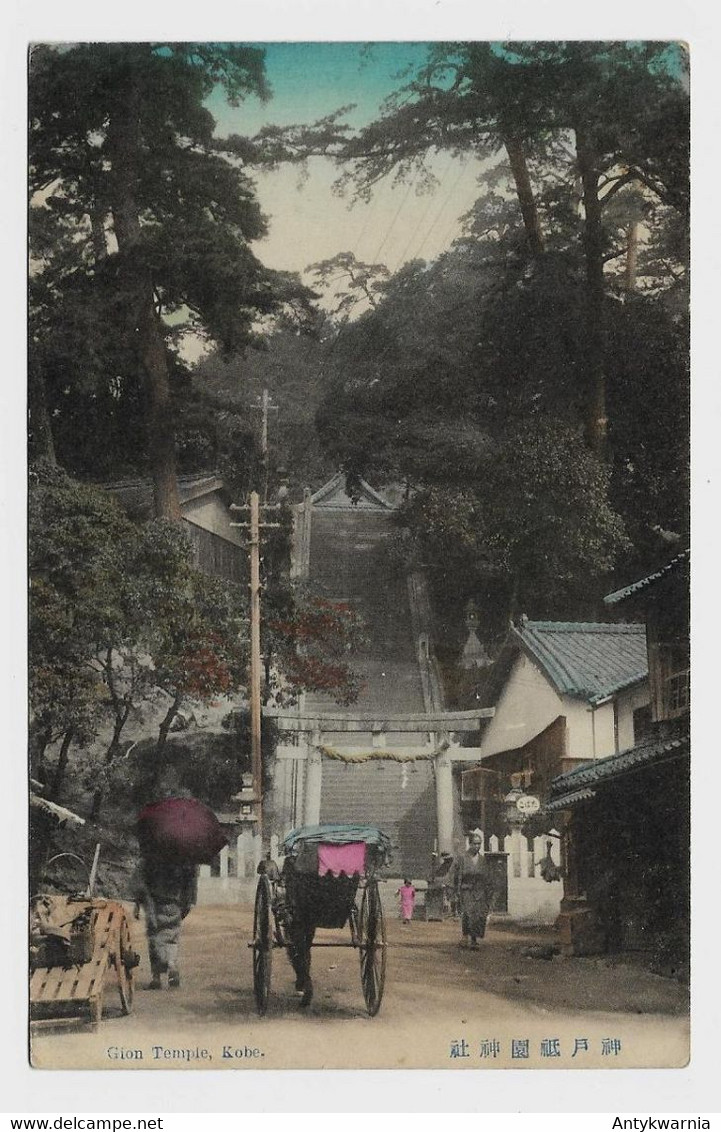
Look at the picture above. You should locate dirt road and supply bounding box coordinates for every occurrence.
[30,904,689,1071]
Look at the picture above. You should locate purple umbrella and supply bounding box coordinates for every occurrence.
[137,798,228,864]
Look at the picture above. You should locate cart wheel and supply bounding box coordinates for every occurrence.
[359,881,386,1016]
[252,875,273,1015]
[89,994,103,1028]
[115,916,136,1015]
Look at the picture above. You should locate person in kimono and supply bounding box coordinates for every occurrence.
[134,837,198,989]
[396,878,417,924]
[454,832,492,949]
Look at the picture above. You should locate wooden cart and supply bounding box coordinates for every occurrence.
[30,895,139,1026]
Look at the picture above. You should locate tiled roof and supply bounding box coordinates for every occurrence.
[103,474,224,517]
[546,732,689,811]
[512,620,648,703]
[545,788,596,810]
[604,550,690,605]
[310,472,395,511]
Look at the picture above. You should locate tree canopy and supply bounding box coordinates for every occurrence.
[29,43,313,513]
[29,462,248,801]
[305,42,688,634]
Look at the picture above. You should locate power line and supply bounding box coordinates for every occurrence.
[392,156,457,269]
[313,176,420,381]
[435,162,478,252]
[312,157,482,417]
[412,159,471,262]
[322,162,476,388]
[370,176,418,264]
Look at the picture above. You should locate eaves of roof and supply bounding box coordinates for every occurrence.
[604,550,690,605]
[511,621,648,703]
[587,673,648,705]
[103,473,225,514]
[545,732,689,811]
[545,787,597,811]
[178,474,225,504]
[310,471,395,511]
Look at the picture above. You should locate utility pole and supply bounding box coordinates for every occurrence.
[230,492,280,847]
[248,492,263,832]
[252,389,279,502]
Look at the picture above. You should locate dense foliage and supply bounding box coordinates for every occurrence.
[28,42,313,512]
[29,462,248,804]
[305,41,688,635]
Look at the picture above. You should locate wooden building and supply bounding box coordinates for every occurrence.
[106,473,245,584]
[463,619,650,842]
[547,552,690,975]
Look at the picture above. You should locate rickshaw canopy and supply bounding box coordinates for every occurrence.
[282,823,391,859]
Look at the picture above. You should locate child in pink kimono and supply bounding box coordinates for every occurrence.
[397,879,416,924]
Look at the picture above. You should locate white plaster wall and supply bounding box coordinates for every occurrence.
[494,832,564,925]
[570,701,614,760]
[480,655,649,764]
[506,887,564,924]
[182,494,245,545]
[615,681,651,752]
[566,682,650,760]
[480,654,565,758]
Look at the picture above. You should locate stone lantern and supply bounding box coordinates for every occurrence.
[459,603,491,671]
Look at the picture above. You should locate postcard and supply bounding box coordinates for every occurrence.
[27,39,690,1074]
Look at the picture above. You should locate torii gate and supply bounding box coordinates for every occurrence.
[265,706,494,856]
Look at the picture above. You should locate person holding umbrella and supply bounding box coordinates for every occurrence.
[134,847,197,989]
[134,795,227,989]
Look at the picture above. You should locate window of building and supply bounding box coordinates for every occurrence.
[666,670,690,715]
[663,643,690,718]
[633,703,653,743]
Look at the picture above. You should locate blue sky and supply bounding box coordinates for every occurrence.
[205,42,487,287]
[209,42,431,135]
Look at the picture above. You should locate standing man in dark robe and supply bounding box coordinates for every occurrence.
[134,837,198,989]
[454,831,492,949]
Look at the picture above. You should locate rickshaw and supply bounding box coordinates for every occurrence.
[251,823,391,1016]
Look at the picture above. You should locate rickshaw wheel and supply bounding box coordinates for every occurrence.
[116,915,135,1015]
[252,875,273,1015]
[359,881,386,1016]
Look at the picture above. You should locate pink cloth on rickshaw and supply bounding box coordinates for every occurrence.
[317,841,366,877]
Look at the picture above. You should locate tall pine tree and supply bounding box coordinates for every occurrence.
[29,43,291,515]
